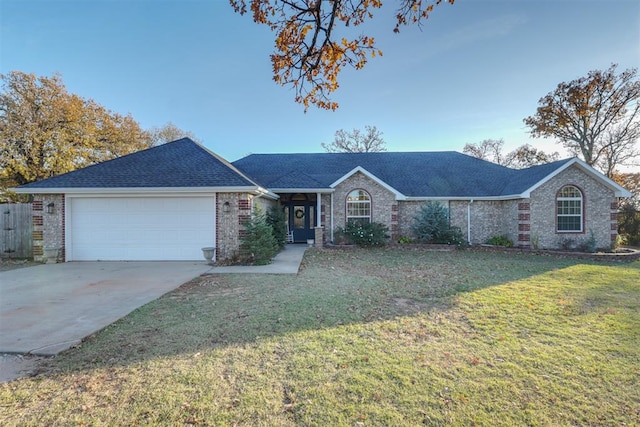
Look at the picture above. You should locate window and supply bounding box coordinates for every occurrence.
[557,185,583,232]
[346,190,371,224]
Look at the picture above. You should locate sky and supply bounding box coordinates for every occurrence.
[1,0,639,166]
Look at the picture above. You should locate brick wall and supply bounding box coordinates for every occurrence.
[398,200,438,238]
[216,193,245,260]
[216,193,278,261]
[321,193,331,242]
[399,200,518,245]
[33,194,65,262]
[332,172,398,239]
[529,165,616,250]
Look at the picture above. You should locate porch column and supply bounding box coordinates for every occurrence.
[316,192,321,227]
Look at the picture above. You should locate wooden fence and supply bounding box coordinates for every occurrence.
[0,203,33,258]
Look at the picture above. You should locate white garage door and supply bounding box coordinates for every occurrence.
[68,196,216,261]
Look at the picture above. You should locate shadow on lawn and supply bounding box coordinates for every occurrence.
[39,247,635,376]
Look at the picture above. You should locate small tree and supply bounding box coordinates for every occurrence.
[266,206,288,249]
[239,205,279,265]
[411,201,465,246]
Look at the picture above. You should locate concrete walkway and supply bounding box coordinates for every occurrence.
[209,244,308,274]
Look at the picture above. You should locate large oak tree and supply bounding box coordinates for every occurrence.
[0,71,151,186]
[147,122,201,146]
[524,64,640,177]
[463,139,559,169]
[321,125,386,152]
[231,0,455,110]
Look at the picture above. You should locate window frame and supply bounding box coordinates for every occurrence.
[556,185,584,233]
[346,189,372,225]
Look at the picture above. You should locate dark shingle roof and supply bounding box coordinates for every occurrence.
[232,152,573,197]
[19,138,258,189]
[19,139,576,198]
[501,159,574,195]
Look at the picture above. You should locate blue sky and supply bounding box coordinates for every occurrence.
[1,0,639,164]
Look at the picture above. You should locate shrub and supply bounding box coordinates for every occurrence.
[577,230,598,253]
[411,201,466,246]
[486,235,513,247]
[239,205,279,265]
[398,235,413,244]
[558,236,576,251]
[341,221,389,247]
[266,206,287,249]
[332,227,351,245]
[618,203,640,246]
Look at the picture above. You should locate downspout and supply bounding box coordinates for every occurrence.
[316,192,321,227]
[330,192,334,242]
[467,199,474,245]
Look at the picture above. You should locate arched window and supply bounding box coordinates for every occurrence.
[346,190,371,225]
[557,185,583,232]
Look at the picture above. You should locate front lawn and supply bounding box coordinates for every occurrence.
[2,248,639,426]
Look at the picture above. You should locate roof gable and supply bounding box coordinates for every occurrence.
[330,166,406,199]
[17,138,260,191]
[514,158,631,198]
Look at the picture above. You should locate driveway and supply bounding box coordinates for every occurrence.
[0,262,211,355]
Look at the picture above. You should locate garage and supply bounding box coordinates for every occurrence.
[67,196,216,261]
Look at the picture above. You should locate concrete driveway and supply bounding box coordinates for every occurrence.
[0,262,211,355]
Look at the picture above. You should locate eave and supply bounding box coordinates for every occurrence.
[12,186,278,198]
[268,188,334,194]
[519,158,632,198]
[330,166,407,200]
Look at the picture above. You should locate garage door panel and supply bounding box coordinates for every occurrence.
[69,197,216,261]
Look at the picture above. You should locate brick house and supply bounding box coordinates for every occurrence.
[15,138,631,262]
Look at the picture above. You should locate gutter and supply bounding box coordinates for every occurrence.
[11,186,281,200]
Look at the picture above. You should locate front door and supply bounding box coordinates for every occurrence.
[287,202,315,243]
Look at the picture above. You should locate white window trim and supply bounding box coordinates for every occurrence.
[557,186,583,233]
[346,190,371,224]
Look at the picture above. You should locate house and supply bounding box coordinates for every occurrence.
[15,138,631,262]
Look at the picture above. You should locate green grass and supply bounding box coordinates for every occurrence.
[1,248,639,426]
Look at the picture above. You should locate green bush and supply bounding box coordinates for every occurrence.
[486,235,513,247]
[239,205,279,265]
[266,206,288,249]
[411,201,466,246]
[339,221,389,247]
[618,203,640,246]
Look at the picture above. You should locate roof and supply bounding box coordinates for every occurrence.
[17,138,260,191]
[17,140,630,199]
[232,152,577,198]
